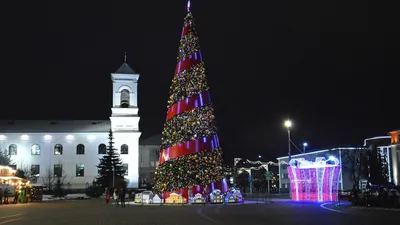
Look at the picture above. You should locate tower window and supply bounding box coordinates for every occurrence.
[121,144,128,154]
[120,89,130,108]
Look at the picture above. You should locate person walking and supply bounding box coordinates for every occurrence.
[13,190,19,204]
[0,188,3,204]
[188,188,193,204]
[119,188,125,208]
[202,186,208,204]
[4,188,9,204]
[106,191,111,204]
[114,189,119,207]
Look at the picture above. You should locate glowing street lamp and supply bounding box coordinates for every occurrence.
[284,120,292,161]
[303,142,308,153]
[284,120,292,129]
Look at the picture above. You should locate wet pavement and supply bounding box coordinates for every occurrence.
[0,199,399,225]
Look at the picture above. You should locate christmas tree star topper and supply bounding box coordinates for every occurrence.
[187,0,191,12]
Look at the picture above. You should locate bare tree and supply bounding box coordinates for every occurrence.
[342,148,367,189]
[0,149,12,166]
[41,167,56,190]
[43,159,71,189]
[15,165,32,179]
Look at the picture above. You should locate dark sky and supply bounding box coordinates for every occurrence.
[0,1,398,163]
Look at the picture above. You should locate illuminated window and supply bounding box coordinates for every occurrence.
[76,144,85,155]
[121,144,128,154]
[31,144,41,155]
[98,144,106,154]
[8,144,17,155]
[76,164,84,177]
[120,89,130,108]
[54,144,63,155]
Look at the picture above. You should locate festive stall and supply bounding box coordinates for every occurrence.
[192,193,206,204]
[224,188,244,204]
[152,194,163,204]
[209,189,224,204]
[165,193,186,204]
[0,166,31,204]
[134,191,154,204]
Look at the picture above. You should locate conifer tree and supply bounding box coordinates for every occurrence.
[96,130,126,190]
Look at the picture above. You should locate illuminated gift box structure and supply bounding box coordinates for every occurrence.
[287,157,341,202]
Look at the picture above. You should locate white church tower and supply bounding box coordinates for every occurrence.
[110,54,141,188]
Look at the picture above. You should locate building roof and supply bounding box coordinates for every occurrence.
[0,120,110,133]
[140,134,162,146]
[115,63,136,74]
[276,147,366,160]
[363,136,391,146]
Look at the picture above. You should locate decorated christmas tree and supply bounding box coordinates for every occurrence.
[96,130,126,191]
[153,1,227,199]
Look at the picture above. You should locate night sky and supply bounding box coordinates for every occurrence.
[0,1,398,163]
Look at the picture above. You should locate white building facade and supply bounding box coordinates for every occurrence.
[138,135,161,187]
[0,62,141,189]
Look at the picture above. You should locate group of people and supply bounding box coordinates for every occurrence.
[105,188,127,208]
[0,188,9,204]
[350,184,400,207]
[0,187,30,204]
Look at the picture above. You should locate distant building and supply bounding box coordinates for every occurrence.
[138,134,161,188]
[0,61,141,189]
[277,147,367,193]
[278,134,400,194]
[364,135,398,186]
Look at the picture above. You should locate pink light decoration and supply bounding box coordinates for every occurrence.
[287,157,341,202]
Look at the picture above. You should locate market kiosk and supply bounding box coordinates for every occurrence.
[0,166,31,204]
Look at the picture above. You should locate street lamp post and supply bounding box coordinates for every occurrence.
[303,142,308,153]
[284,120,292,199]
[112,165,115,190]
[284,120,292,161]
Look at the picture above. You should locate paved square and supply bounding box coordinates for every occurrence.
[0,200,399,225]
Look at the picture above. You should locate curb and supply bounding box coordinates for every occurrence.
[351,206,400,212]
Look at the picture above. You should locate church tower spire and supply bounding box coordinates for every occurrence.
[109,54,141,188]
[115,52,135,74]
